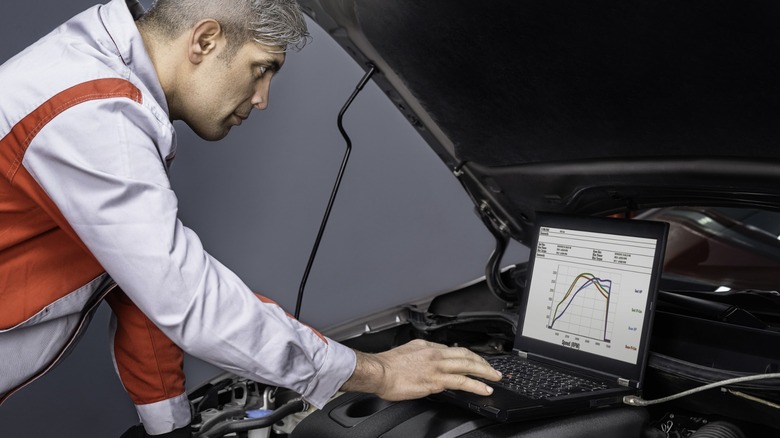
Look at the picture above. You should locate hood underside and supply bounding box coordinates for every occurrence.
[301,0,780,241]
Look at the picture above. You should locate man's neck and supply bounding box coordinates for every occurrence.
[136,23,183,120]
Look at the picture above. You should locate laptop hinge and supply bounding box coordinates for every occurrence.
[516,350,529,359]
[618,378,630,387]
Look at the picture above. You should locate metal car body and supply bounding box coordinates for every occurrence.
[186,1,780,437]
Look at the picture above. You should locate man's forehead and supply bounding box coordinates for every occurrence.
[248,41,286,63]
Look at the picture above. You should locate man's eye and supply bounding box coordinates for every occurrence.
[255,66,268,78]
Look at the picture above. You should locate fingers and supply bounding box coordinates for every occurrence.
[414,343,502,383]
[439,373,495,396]
[437,351,502,382]
[409,347,501,397]
[355,340,503,401]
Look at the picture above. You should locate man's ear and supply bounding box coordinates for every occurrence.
[187,19,223,64]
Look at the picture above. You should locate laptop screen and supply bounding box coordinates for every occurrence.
[515,213,668,385]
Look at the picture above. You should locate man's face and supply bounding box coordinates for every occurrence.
[181,40,285,141]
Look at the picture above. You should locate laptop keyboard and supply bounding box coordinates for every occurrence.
[489,356,609,399]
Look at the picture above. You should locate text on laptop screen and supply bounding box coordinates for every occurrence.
[520,225,659,364]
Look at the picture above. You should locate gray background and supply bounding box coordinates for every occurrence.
[0,1,527,436]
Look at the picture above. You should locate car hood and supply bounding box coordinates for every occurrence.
[299,0,780,242]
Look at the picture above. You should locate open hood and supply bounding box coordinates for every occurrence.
[177,8,780,436]
[300,0,780,243]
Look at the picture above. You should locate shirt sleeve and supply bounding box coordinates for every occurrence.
[22,97,356,408]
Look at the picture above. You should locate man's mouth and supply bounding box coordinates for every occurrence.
[232,113,249,126]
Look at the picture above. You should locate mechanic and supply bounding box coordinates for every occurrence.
[0,0,501,437]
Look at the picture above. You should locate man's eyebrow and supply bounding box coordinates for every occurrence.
[264,59,283,73]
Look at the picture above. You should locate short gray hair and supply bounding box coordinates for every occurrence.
[139,0,310,55]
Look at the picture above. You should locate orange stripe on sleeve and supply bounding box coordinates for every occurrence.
[253,294,329,345]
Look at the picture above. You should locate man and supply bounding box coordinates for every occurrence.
[0,0,501,436]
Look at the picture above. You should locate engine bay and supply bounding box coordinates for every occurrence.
[185,271,780,437]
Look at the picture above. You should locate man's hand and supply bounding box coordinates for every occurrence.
[340,339,502,400]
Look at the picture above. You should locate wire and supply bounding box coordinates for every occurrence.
[485,231,518,302]
[623,372,780,407]
[477,204,518,303]
[725,389,780,409]
[196,399,308,438]
[193,407,247,437]
[294,64,377,320]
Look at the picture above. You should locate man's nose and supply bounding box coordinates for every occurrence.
[251,82,270,110]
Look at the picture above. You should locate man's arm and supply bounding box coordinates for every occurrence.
[23,98,356,408]
[342,339,502,399]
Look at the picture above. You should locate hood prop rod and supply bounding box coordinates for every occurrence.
[294,64,377,320]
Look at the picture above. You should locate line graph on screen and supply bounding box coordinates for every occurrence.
[547,265,621,342]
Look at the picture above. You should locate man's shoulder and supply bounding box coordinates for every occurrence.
[0,36,126,116]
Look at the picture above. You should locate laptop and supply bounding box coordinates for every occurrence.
[438,212,668,422]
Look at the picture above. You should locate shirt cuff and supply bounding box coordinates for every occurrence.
[300,338,356,409]
[135,391,192,435]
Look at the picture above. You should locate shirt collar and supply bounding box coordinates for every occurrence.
[99,0,170,115]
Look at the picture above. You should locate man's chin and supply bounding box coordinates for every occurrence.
[187,122,231,142]
[203,130,231,141]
